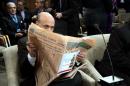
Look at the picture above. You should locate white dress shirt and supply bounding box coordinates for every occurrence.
[27,53,36,66]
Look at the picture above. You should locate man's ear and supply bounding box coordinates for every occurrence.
[36,21,39,25]
[32,15,38,23]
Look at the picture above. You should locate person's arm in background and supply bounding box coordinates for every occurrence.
[50,0,80,19]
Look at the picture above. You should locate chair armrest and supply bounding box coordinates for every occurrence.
[3,45,19,86]
[79,60,103,86]
[82,60,103,81]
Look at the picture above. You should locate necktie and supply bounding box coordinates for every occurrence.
[12,15,20,32]
[12,15,18,23]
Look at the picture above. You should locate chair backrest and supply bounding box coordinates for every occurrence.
[3,45,19,86]
[86,34,110,65]
[0,35,11,47]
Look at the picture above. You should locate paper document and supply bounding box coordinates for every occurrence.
[58,51,80,75]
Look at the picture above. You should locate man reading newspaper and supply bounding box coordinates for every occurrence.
[19,12,95,86]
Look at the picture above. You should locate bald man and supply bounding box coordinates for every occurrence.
[36,12,55,32]
[18,12,83,86]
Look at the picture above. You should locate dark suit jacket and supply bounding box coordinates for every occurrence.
[51,0,80,36]
[81,0,113,35]
[51,0,80,19]
[81,0,113,13]
[95,22,130,85]
[31,7,44,17]
[2,14,26,45]
[17,9,31,29]
[18,37,35,86]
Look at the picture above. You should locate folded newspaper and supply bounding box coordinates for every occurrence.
[28,23,95,86]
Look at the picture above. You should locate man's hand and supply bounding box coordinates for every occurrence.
[15,33,23,37]
[76,47,86,62]
[56,12,62,19]
[26,42,36,58]
[81,38,96,49]
[76,38,96,62]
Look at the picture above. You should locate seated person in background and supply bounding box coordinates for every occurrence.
[2,2,26,45]
[17,0,31,30]
[18,12,94,86]
[95,21,130,86]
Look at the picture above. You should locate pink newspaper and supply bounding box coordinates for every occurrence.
[28,23,95,86]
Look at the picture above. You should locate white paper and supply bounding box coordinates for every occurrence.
[58,51,80,75]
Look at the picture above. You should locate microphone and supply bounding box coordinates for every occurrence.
[94,24,124,85]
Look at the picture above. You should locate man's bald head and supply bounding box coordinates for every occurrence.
[36,12,55,32]
[6,2,16,7]
[37,12,55,23]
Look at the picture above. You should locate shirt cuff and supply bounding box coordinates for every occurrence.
[27,53,36,66]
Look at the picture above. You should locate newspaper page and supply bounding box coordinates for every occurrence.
[28,23,94,86]
[57,50,80,75]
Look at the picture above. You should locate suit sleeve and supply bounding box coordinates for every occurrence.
[62,0,80,18]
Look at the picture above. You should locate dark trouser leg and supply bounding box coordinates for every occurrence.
[49,72,82,86]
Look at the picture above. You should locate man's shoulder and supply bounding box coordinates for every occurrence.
[18,37,27,45]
